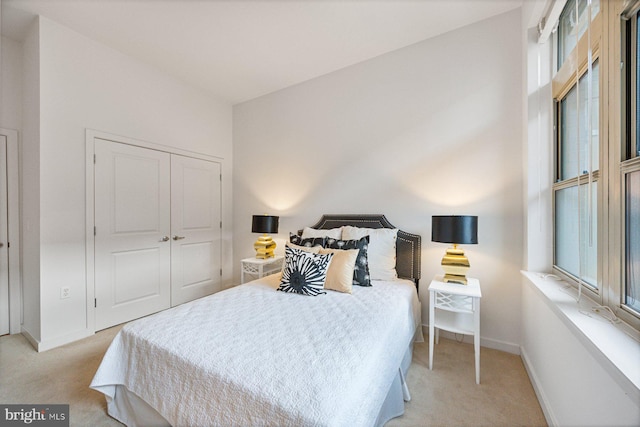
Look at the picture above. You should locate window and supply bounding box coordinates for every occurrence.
[552,0,640,329]
[626,171,640,313]
[622,6,640,317]
[555,62,599,288]
[558,0,601,68]
[553,2,600,292]
[636,10,639,157]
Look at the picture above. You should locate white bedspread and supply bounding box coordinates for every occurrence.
[91,274,421,427]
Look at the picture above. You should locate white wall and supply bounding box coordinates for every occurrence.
[521,278,640,426]
[21,19,41,342]
[1,36,22,132]
[523,24,553,273]
[234,9,523,352]
[25,16,233,349]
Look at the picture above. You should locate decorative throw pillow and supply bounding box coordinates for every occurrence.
[285,241,321,254]
[324,236,371,287]
[318,248,359,294]
[279,242,321,276]
[301,226,342,240]
[278,245,334,296]
[289,232,326,248]
[342,226,398,281]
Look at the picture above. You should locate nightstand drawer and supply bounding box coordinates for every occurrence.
[240,256,284,284]
[433,291,473,313]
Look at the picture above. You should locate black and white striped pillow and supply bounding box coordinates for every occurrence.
[289,232,326,248]
[278,245,334,296]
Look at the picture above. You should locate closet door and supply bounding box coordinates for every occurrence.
[0,136,8,336]
[94,140,171,330]
[170,155,222,306]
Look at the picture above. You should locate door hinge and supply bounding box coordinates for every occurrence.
[6,242,9,248]
[94,298,97,308]
[220,173,222,181]
[94,226,97,236]
[220,221,222,229]
[220,268,223,276]
[93,154,96,164]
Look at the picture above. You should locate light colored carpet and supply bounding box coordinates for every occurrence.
[0,327,546,426]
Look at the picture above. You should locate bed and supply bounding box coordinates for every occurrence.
[91,214,422,426]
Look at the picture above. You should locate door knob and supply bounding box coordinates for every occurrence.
[172,235,186,240]
[160,236,170,242]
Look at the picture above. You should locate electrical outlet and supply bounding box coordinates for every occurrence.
[61,287,70,299]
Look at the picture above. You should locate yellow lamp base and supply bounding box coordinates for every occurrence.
[254,235,276,259]
[441,246,470,285]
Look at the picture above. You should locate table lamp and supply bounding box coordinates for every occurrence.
[252,215,279,259]
[431,215,478,284]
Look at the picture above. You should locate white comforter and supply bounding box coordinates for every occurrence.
[91,274,421,427]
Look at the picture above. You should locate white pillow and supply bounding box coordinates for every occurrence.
[301,226,342,240]
[318,248,359,294]
[341,226,398,280]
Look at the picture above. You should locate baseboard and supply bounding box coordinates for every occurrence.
[520,346,557,427]
[421,324,520,355]
[32,329,94,352]
[20,327,39,351]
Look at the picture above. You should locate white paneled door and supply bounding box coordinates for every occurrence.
[94,140,172,331]
[94,139,222,330]
[0,136,9,336]
[170,155,222,306]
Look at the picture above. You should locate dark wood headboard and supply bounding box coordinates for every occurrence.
[306,214,421,289]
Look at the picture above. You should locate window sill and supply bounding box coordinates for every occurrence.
[521,271,640,401]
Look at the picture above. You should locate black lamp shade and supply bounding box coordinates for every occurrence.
[252,215,279,234]
[432,215,478,245]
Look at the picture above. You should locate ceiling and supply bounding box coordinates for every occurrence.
[2,0,523,105]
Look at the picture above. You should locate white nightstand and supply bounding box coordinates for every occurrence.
[241,256,284,284]
[428,275,482,384]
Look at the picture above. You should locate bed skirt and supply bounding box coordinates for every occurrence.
[105,342,415,427]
